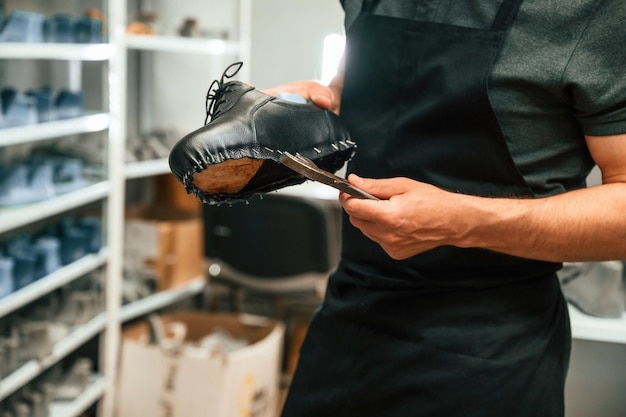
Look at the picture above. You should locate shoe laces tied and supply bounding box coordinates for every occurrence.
[204,61,244,125]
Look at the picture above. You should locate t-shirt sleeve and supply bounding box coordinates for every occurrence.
[563,0,626,136]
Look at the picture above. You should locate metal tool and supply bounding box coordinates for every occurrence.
[279,151,380,200]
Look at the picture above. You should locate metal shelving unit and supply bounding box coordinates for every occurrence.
[0,2,121,414]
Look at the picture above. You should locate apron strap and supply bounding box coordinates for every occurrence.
[491,0,525,30]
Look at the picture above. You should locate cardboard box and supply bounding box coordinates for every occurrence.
[155,173,202,215]
[116,311,285,417]
[124,205,204,291]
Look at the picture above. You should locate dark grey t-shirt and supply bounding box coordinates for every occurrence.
[340,0,626,196]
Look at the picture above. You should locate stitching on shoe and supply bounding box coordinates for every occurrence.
[181,139,358,203]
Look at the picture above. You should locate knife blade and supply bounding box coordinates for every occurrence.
[279,151,380,200]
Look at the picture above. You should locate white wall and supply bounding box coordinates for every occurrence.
[249,0,344,89]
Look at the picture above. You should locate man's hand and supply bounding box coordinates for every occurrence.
[339,175,472,260]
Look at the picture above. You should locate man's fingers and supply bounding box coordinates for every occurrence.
[348,174,412,200]
[262,82,334,111]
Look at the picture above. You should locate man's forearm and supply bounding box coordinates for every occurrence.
[457,183,626,262]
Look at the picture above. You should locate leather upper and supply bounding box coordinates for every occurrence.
[169,80,357,205]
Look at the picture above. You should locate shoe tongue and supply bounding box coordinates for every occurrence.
[212,82,254,119]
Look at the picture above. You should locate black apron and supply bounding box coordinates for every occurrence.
[281,1,571,416]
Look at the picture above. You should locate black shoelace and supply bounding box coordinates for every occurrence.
[204,61,244,125]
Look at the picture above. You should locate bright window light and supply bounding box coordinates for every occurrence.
[321,33,345,85]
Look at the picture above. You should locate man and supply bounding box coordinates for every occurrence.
[267,1,626,416]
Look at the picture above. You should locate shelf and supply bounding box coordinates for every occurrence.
[125,35,240,55]
[0,249,109,319]
[0,181,110,234]
[0,113,110,147]
[0,313,107,401]
[0,43,113,61]
[49,375,106,417]
[121,277,205,323]
[569,303,626,344]
[125,158,171,179]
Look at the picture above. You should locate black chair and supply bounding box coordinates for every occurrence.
[202,192,341,314]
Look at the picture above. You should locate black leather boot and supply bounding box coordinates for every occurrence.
[168,62,356,205]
